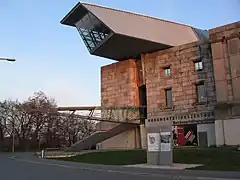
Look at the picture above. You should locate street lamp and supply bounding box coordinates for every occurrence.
[0,57,16,152]
[12,122,15,153]
[0,58,16,62]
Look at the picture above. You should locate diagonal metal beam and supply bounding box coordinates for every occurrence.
[57,112,139,125]
[26,106,147,124]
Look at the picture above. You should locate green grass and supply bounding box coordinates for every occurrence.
[55,150,146,165]
[53,147,240,171]
[174,147,240,171]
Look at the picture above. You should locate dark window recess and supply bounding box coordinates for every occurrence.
[165,88,172,107]
[194,60,203,71]
[229,39,238,55]
[75,12,112,52]
[139,85,147,124]
[196,83,206,103]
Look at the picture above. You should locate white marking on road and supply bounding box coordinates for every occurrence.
[10,158,239,180]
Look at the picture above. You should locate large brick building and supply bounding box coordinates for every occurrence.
[61,2,240,150]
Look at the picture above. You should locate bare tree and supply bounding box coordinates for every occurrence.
[0,100,24,151]
[0,91,96,151]
[57,115,96,147]
[0,101,6,151]
[24,91,57,149]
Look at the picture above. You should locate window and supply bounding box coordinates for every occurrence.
[165,88,172,107]
[164,67,171,76]
[194,60,203,71]
[75,12,112,52]
[196,83,206,103]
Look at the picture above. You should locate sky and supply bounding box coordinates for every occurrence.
[0,0,239,106]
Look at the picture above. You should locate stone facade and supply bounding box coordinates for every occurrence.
[209,21,240,146]
[101,59,139,107]
[98,59,142,149]
[143,41,216,125]
[210,21,240,103]
[98,21,240,149]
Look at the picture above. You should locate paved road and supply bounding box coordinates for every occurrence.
[0,153,240,180]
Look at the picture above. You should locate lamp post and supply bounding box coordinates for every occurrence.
[1,57,16,152]
[0,58,16,62]
[12,121,15,153]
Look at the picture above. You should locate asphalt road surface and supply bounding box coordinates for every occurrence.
[0,153,240,180]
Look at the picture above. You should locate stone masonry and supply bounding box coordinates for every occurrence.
[209,22,240,146]
[143,40,216,125]
[101,59,139,107]
[98,21,240,148]
[98,59,141,149]
[210,22,240,105]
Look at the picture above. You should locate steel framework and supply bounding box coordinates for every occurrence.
[27,106,147,124]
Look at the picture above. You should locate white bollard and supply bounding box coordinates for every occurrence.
[41,150,45,158]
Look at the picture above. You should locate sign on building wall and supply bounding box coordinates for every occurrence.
[160,132,171,152]
[147,133,160,152]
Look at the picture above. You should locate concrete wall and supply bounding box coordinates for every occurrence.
[215,120,225,146]
[215,119,240,146]
[140,124,147,149]
[98,129,138,149]
[197,123,216,147]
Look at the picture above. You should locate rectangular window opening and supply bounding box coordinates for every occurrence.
[196,82,206,103]
[165,88,172,108]
[164,66,171,76]
[194,60,203,71]
[76,12,112,52]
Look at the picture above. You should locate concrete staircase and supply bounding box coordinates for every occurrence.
[65,123,138,152]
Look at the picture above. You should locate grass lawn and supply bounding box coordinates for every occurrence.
[54,150,147,165]
[174,147,240,171]
[53,147,240,171]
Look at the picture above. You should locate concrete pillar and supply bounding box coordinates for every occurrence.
[197,123,216,147]
[215,120,225,147]
[140,124,147,149]
[134,127,141,149]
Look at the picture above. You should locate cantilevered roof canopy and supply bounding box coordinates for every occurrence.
[61,2,208,61]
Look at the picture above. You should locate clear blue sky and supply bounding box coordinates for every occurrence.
[0,0,239,106]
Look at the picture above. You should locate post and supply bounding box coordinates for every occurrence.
[12,121,15,153]
[0,120,3,151]
[41,150,45,158]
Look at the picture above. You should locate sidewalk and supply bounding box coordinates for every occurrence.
[123,163,203,170]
